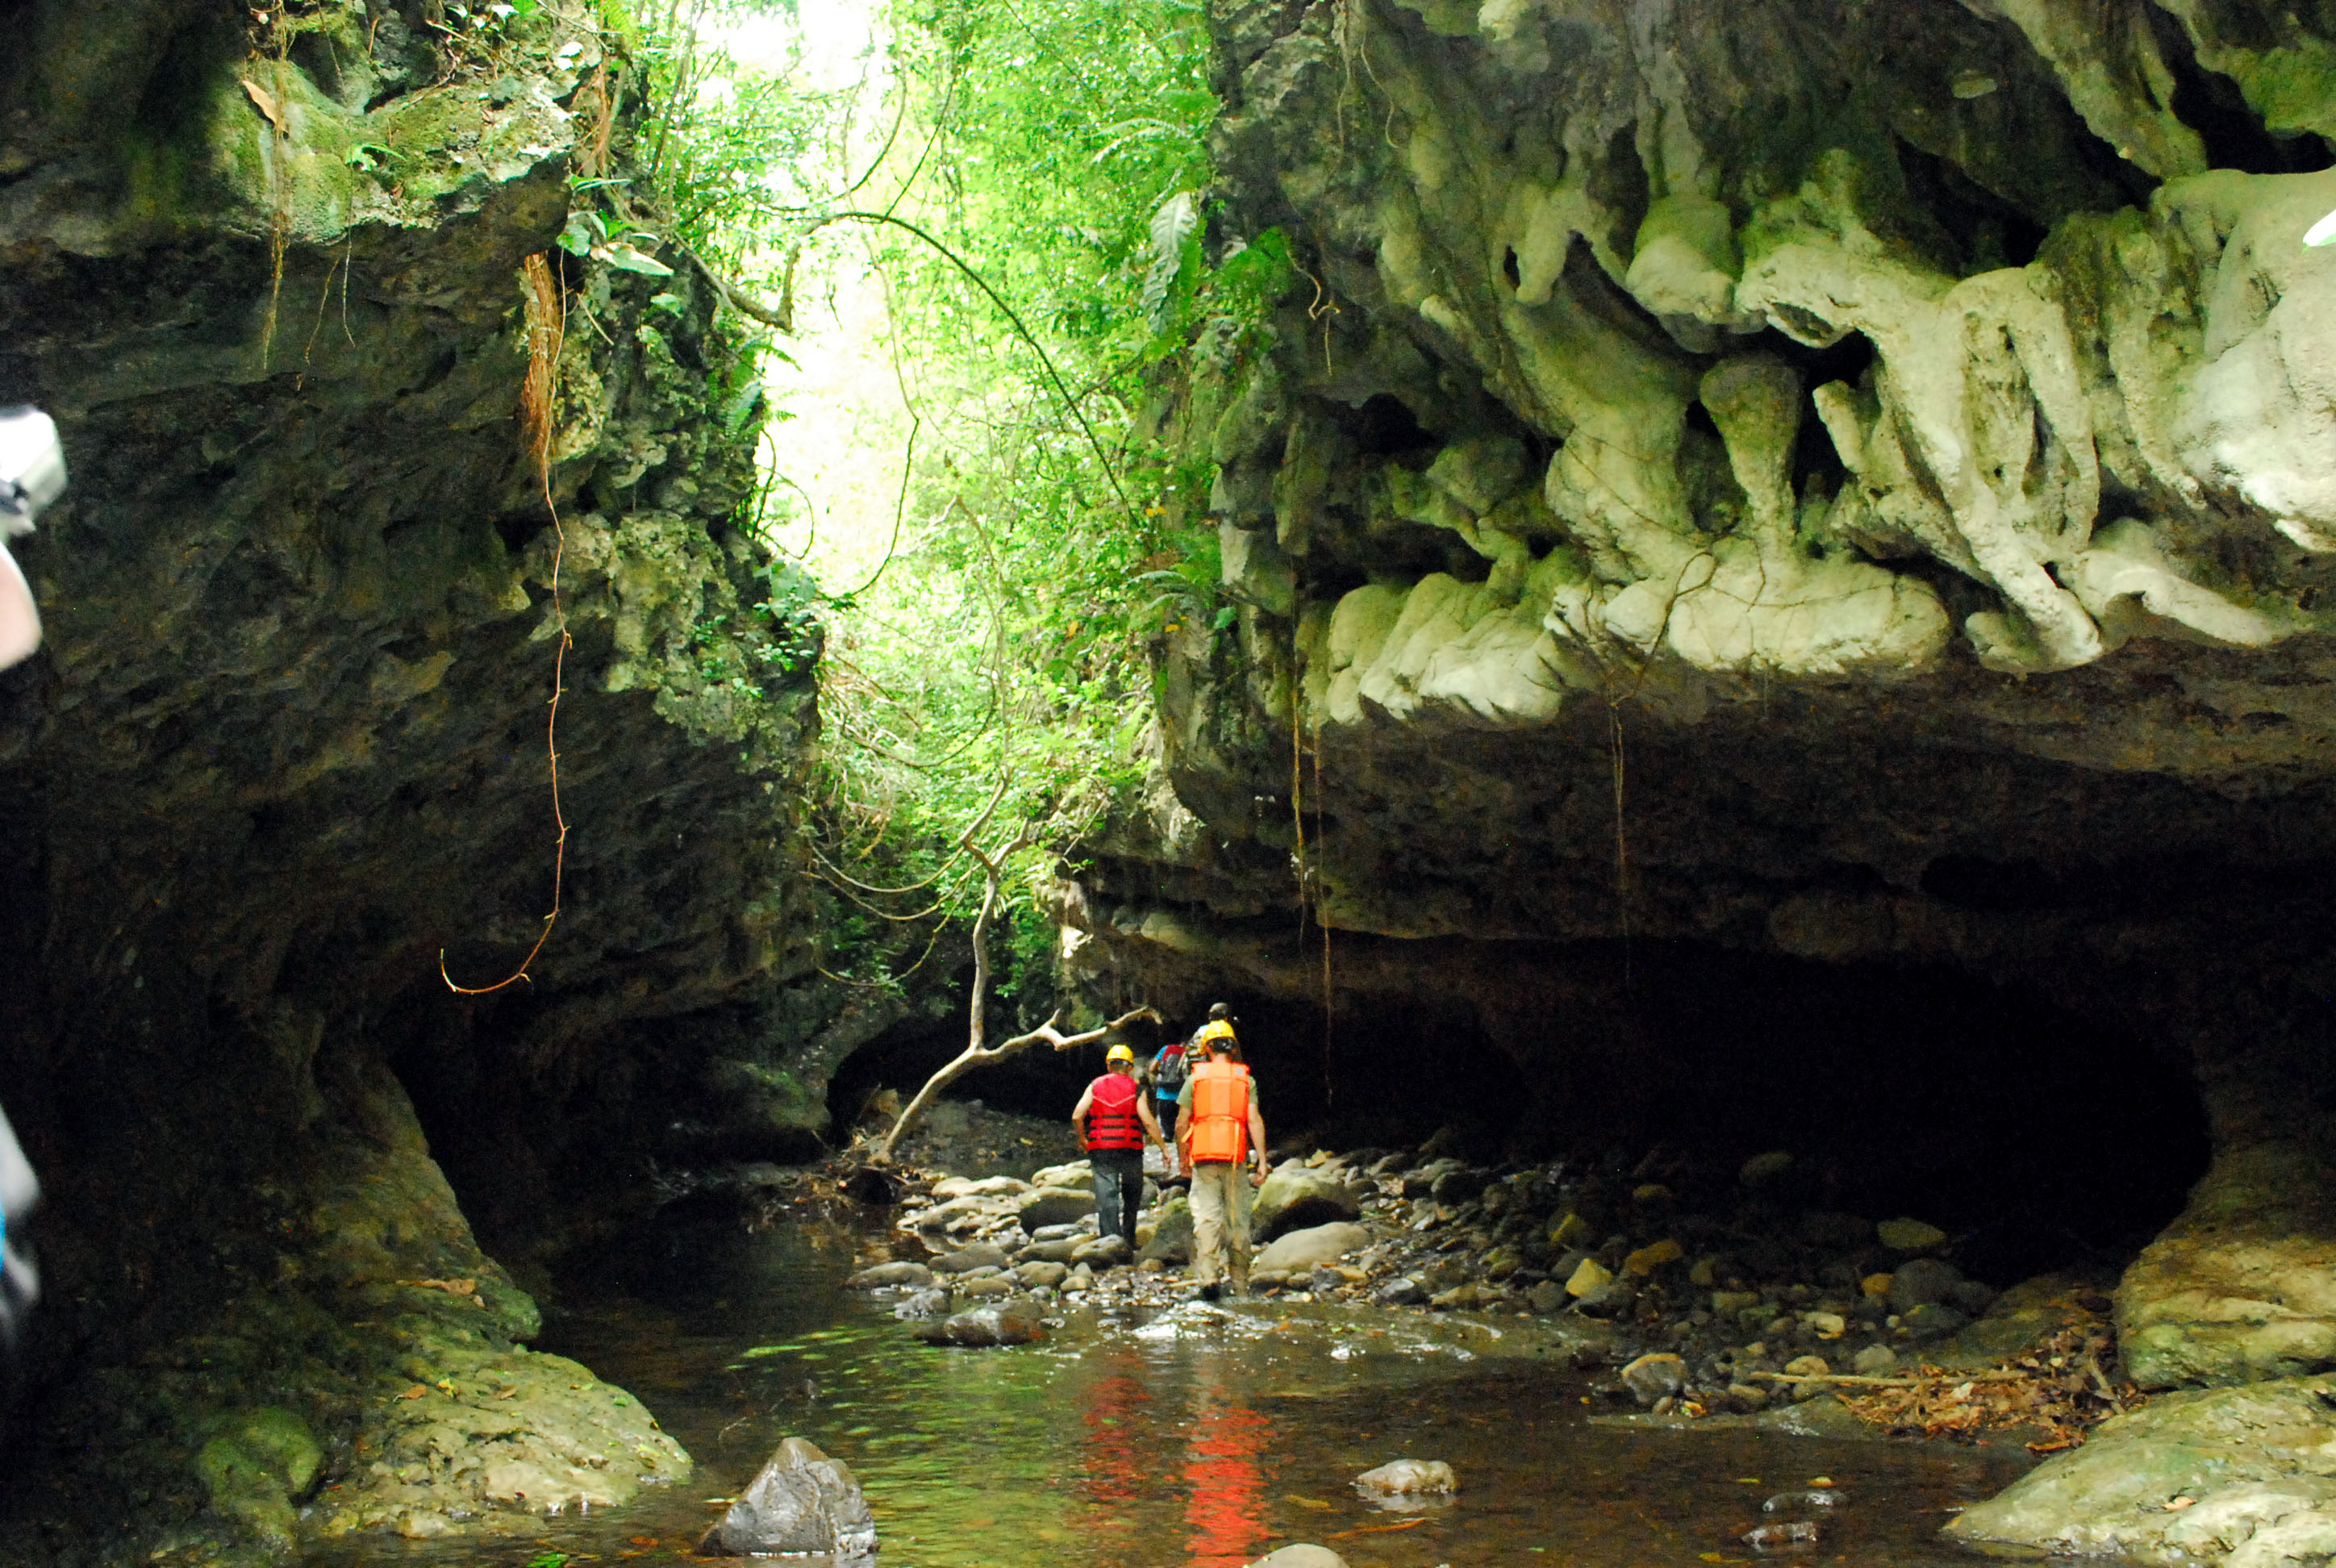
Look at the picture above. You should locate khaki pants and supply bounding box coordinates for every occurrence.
[1188,1159,1254,1289]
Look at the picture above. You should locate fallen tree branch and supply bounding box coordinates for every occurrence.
[1745,1370,2027,1390]
[874,1003,1160,1161]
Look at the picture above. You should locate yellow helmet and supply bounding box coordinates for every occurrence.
[1195,1019,1237,1047]
[1106,1043,1136,1066]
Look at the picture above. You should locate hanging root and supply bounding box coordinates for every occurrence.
[440,253,572,995]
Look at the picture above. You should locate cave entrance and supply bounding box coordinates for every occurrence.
[1233,942,2209,1290]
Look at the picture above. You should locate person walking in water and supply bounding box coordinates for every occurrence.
[1073,1043,1163,1250]
[1178,1013,1268,1300]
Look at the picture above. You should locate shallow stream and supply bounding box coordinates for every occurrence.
[307,1215,2054,1567]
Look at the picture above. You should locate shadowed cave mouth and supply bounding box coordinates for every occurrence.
[836,945,2209,1291]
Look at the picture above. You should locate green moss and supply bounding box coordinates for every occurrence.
[2221,41,2336,141]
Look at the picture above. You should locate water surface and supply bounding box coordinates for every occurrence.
[306,1215,2050,1566]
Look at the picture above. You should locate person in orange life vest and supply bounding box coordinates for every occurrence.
[1072,1044,1164,1246]
[1176,1023,1268,1300]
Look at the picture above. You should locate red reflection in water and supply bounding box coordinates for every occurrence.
[1075,1345,1153,1560]
[1183,1398,1270,1567]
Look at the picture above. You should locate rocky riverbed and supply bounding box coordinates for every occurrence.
[836,1133,2134,1450]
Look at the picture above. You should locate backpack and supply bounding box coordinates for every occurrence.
[1151,1041,1190,1095]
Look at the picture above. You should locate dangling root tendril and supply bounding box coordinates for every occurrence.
[441,253,570,994]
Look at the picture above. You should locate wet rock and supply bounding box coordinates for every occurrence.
[1527,1279,1566,1314]
[2117,1143,2336,1389]
[891,1289,948,1321]
[957,1276,1016,1299]
[845,1261,934,1290]
[1740,1151,1796,1186]
[1030,1161,1093,1187]
[1248,1548,1349,1568]
[1765,1491,1844,1512]
[699,1437,877,1559]
[1355,1459,1458,1494]
[1015,1261,1069,1290]
[1251,1166,1362,1241]
[1566,1257,1615,1298]
[1429,1283,1479,1310]
[1549,1211,1596,1249]
[1851,1345,1898,1375]
[1946,1375,2336,1560]
[932,1244,1014,1274]
[1254,1222,1370,1274]
[1376,1276,1427,1306]
[1430,1167,1488,1204]
[1019,1236,1083,1263]
[1890,1257,1963,1310]
[1621,1353,1687,1406]
[1949,1278,1998,1315]
[1745,1520,1821,1549]
[914,1300,1045,1348]
[1018,1186,1095,1230]
[1624,1238,1683,1276]
[194,1406,322,1550]
[1878,1217,1948,1253]
[1726,1383,1771,1412]
[1072,1233,1133,1266]
[1140,1193,1194,1265]
[1900,1303,1969,1341]
[1403,1158,1462,1198]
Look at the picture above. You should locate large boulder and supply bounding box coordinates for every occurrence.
[1141,1193,1194,1264]
[1254,1223,1369,1274]
[699,1437,876,1560]
[1946,1376,2336,1563]
[2117,1143,2336,1389]
[1018,1186,1095,1231]
[1251,1166,1362,1242]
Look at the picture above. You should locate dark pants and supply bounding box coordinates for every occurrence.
[1091,1149,1143,1245]
[1154,1099,1179,1164]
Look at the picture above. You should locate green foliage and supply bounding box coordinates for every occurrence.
[623,0,1253,996]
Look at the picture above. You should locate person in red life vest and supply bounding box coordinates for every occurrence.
[1176,1019,1269,1300]
[1072,1043,1164,1248]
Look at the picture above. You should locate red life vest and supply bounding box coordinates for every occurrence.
[1187,1059,1252,1164]
[1084,1073,1145,1152]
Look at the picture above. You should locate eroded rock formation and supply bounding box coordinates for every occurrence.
[1065,2,2336,1550]
[0,2,845,1560]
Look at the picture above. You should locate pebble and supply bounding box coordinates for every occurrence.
[1566,1257,1614,1298]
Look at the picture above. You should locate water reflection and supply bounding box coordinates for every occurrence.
[300,1216,2075,1567]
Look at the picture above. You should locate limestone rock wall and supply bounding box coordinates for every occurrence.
[0,2,836,1561]
[1069,0,2336,1422]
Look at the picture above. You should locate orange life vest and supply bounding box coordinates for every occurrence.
[1186,1059,1252,1164]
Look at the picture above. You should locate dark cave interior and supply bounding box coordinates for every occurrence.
[826,942,2208,1291]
